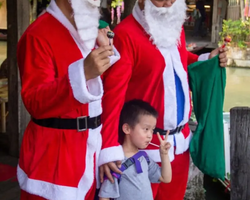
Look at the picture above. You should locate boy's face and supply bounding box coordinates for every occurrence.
[129,115,156,149]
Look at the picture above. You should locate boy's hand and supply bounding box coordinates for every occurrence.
[157,131,171,155]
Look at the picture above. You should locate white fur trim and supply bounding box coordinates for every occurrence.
[17,125,102,200]
[145,131,192,163]
[81,98,102,194]
[77,126,102,198]
[68,59,103,104]
[98,146,125,167]
[175,131,192,155]
[159,46,177,130]
[88,99,103,188]
[157,45,190,129]
[17,165,77,200]
[171,46,190,126]
[198,53,210,61]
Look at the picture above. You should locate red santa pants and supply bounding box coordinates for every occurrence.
[152,150,190,200]
[20,179,96,200]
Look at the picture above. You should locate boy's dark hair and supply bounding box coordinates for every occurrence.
[118,99,158,144]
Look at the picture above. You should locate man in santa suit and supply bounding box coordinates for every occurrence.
[99,0,228,199]
[17,0,121,199]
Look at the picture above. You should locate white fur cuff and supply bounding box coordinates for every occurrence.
[198,53,210,61]
[68,59,103,104]
[98,145,124,167]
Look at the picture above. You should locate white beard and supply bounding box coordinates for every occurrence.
[70,0,100,51]
[143,0,187,48]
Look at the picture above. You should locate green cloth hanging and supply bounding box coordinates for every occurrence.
[188,55,226,180]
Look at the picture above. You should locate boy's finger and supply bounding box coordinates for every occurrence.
[164,130,170,141]
[157,132,163,143]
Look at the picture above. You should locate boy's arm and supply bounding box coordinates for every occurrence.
[157,132,172,183]
[99,198,110,200]
[159,152,172,183]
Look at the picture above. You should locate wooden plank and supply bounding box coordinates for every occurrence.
[230,107,250,200]
[7,0,30,157]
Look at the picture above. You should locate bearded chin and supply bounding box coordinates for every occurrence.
[70,0,100,51]
[144,0,187,48]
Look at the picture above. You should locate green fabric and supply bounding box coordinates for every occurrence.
[99,20,109,29]
[188,55,226,180]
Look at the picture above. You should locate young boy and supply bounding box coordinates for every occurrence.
[99,99,172,200]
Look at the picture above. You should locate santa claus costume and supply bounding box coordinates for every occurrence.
[17,0,120,199]
[101,0,210,200]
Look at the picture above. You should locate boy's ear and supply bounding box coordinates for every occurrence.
[122,123,131,135]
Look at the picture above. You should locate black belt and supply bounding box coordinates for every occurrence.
[154,125,185,135]
[32,115,101,132]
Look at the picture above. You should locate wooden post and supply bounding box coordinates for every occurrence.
[230,107,250,200]
[211,0,219,43]
[240,0,245,21]
[7,0,30,157]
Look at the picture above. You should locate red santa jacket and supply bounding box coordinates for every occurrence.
[16,1,120,199]
[100,14,199,164]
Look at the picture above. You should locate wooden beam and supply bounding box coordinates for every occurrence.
[230,107,250,200]
[7,0,30,157]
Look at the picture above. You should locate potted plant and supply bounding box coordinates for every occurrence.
[219,19,250,63]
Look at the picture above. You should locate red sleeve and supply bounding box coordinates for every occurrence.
[187,51,199,65]
[17,33,102,119]
[99,30,134,166]
[180,28,199,65]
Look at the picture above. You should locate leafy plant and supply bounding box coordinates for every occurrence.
[219,19,250,49]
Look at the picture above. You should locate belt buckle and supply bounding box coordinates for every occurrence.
[77,116,88,132]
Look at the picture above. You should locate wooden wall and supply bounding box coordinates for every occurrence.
[6,0,30,157]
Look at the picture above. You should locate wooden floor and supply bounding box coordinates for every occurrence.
[0,150,20,200]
